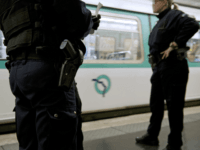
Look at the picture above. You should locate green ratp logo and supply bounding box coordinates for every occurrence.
[92,75,111,97]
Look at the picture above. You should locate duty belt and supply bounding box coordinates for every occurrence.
[148,47,189,70]
[9,50,41,61]
[8,47,58,61]
[148,53,162,70]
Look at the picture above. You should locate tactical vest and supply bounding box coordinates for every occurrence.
[0,0,91,55]
[0,0,57,55]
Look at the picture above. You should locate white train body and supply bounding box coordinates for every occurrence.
[0,0,200,119]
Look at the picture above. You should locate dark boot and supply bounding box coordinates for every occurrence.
[135,133,159,145]
[163,145,181,150]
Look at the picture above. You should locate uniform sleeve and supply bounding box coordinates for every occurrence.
[174,13,199,47]
[75,1,93,38]
[53,0,93,39]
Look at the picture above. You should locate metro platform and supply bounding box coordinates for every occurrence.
[0,106,200,150]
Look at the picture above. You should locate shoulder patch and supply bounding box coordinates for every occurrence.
[181,13,187,17]
[182,13,196,19]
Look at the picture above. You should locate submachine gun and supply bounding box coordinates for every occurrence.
[58,39,84,92]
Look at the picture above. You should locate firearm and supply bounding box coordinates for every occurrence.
[176,47,190,61]
[59,39,84,91]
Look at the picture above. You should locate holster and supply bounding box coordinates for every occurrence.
[148,54,156,69]
[5,57,11,73]
[58,40,84,92]
[148,47,190,70]
[176,47,190,61]
[148,54,161,70]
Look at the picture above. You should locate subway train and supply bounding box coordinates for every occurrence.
[0,0,200,125]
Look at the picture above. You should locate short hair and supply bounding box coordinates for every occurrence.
[168,0,173,8]
[158,0,179,10]
[166,0,179,10]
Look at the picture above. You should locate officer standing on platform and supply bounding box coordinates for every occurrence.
[135,0,199,150]
[0,0,100,150]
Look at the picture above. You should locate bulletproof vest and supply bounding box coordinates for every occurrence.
[0,0,56,54]
[0,0,90,55]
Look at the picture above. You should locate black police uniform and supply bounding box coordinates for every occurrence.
[0,0,95,150]
[146,8,199,148]
[75,82,84,150]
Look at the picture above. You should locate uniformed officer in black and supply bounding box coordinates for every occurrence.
[0,0,100,150]
[135,0,199,150]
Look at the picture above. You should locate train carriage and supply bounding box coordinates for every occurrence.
[0,0,200,123]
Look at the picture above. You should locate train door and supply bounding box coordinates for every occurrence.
[77,8,152,112]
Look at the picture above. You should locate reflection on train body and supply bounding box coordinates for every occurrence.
[106,51,132,60]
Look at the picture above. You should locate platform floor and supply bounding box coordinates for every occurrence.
[0,106,200,150]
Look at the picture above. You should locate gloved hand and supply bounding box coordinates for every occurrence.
[92,14,101,30]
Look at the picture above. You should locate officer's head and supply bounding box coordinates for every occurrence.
[152,0,179,13]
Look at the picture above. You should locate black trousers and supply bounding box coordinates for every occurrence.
[75,83,84,150]
[147,59,189,147]
[9,60,82,150]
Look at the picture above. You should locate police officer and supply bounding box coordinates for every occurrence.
[135,0,199,150]
[0,0,100,150]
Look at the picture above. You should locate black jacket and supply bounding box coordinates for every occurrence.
[0,0,93,54]
[52,0,93,39]
[149,8,199,56]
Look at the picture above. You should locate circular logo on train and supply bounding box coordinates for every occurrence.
[92,75,111,97]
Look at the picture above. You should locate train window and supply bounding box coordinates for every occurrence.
[187,30,200,62]
[0,30,7,59]
[83,12,144,64]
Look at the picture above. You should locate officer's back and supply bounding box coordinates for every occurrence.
[0,0,95,150]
